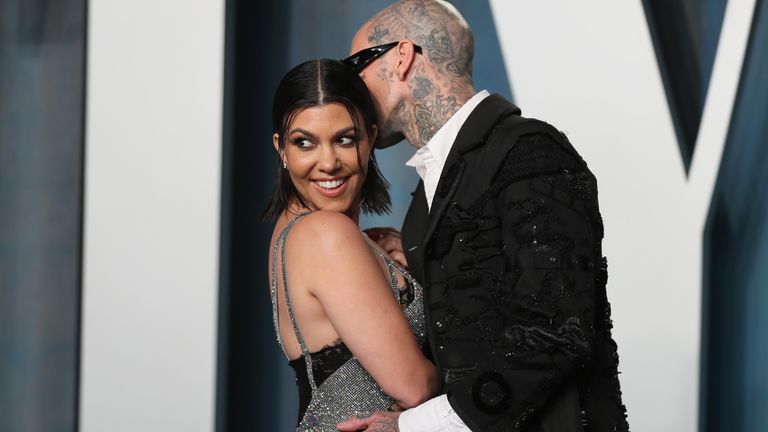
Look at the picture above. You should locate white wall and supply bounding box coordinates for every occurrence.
[79,0,225,431]
[489,1,756,430]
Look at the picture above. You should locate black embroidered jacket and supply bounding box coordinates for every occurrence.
[402,95,629,431]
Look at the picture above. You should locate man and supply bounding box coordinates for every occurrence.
[339,1,629,431]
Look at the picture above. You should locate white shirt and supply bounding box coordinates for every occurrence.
[405,90,490,211]
[399,90,490,432]
[398,394,471,431]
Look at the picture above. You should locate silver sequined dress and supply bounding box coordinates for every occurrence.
[270,213,426,431]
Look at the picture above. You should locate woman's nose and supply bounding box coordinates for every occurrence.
[318,145,340,172]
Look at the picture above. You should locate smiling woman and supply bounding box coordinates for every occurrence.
[275,103,376,222]
[264,59,390,222]
[261,59,438,430]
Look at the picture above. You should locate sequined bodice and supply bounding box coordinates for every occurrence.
[270,213,426,431]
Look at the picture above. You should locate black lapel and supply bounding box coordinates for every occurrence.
[401,180,428,283]
[422,94,521,244]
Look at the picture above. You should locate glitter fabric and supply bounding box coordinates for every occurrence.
[271,213,426,431]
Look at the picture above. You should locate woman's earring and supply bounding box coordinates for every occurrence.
[282,159,287,169]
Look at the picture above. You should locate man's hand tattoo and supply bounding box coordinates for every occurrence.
[367,414,399,432]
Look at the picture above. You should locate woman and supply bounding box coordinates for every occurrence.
[264,59,438,431]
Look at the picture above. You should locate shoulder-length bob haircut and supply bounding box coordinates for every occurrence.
[262,59,391,220]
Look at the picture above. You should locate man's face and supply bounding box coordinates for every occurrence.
[349,27,405,148]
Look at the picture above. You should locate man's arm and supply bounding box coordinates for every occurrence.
[338,395,471,432]
[442,133,605,430]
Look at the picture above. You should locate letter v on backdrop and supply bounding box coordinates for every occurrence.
[489,1,758,431]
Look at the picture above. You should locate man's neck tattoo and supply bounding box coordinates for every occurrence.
[406,74,473,147]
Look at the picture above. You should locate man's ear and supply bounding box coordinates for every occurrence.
[394,40,419,81]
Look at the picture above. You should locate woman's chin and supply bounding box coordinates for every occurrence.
[316,200,360,218]
[320,204,352,215]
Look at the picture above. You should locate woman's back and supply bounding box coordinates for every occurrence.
[270,212,427,430]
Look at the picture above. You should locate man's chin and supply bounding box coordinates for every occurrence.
[375,131,405,149]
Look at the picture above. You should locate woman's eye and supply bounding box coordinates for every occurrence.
[338,136,356,146]
[293,138,313,149]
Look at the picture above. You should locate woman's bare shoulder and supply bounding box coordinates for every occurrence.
[286,211,369,261]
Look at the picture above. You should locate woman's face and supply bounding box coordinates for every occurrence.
[275,102,376,221]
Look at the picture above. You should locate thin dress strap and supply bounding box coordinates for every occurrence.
[366,238,426,342]
[269,212,318,391]
[364,234,423,291]
[365,238,402,298]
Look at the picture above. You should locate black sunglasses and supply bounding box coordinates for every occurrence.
[341,41,423,72]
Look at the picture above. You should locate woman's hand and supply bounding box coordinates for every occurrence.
[363,227,408,269]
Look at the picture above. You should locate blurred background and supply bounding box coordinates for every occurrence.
[1,0,766,431]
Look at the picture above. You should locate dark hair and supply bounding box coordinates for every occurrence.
[262,59,391,220]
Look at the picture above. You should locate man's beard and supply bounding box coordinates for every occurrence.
[376,129,405,149]
[376,115,406,149]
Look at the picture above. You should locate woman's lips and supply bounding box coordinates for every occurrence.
[312,177,349,197]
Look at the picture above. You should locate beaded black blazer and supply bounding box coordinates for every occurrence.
[401,94,629,432]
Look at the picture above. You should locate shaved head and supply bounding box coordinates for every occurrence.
[350,0,477,148]
[363,0,474,80]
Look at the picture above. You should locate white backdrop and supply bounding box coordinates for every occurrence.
[79,0,224,431]
[489,0,756,430]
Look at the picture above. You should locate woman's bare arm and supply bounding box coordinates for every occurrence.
[288,211,438,408]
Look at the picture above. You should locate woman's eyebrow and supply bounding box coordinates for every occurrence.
[333,126,357,136]
[288,128,317,139]
[289,126,357,138]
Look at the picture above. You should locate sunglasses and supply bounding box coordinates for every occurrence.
[341,41,423,72]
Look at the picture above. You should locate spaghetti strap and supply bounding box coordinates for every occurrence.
[365,239,402,298]
[269,212,318,390]
[267,213,427,430]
